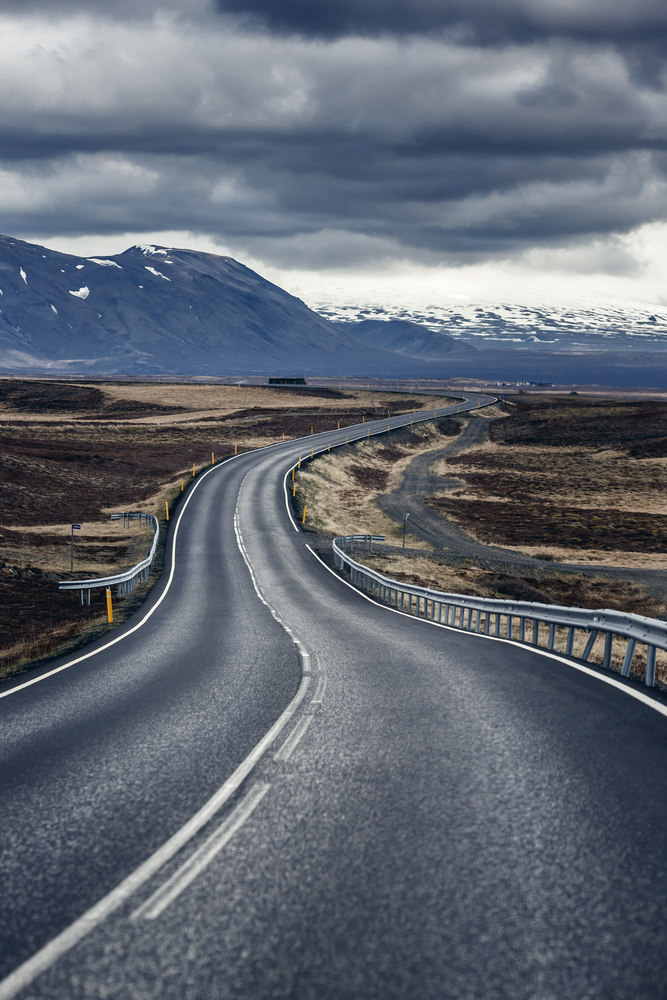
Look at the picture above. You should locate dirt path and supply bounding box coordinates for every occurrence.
[377,418,667,602]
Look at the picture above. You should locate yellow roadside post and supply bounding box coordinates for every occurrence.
[165,501,169,520]
[212,452,215,464]
[235,444,237,455]
[345,435,348,444]
[181,480,184,491]
[413,407,415,413]
[338,421,340,429]
[328,443,330,451]
[292,468,295,481]
[192,462,195,477]
[311,448,314,458]
[298,456,301,467]
[293,485,296,497]
[302,505,307,524]
[362,416,365,423]
[106,587,113,624]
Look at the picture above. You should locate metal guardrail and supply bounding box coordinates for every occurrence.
[59,513,159,605]
[333,535,667,687]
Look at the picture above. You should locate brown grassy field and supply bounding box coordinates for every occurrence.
[292,419,460,542]
[428,396,667,565]
[0,378,437,679]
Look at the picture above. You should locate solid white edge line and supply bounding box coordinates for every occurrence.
[304,545,667,721]
[130,783,271,922]
[311,674,327,704]
[0,454,240,701]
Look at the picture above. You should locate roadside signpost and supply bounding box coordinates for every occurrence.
[71,524,81,572]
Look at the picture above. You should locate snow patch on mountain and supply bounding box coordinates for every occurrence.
[145,266,170,281]
[134,245,170,256]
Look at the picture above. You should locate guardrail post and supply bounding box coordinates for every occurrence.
[548,624,556,651]
[87,588,91,606]
[603,632,613,671]
[532,620,539,645]
[519,617,526,642]
[565,626,575,656]
[621,638,636,677]
[484,613,491,635]
[646,645,657,687]
[507,614,513,640]
[495,613,501,637]
[438,602,443,623]
[475,610,482,633]
[582,630,598,661]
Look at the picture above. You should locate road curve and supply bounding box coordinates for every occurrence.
[2,391,667,1000]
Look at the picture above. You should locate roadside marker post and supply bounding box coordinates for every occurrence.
[311,448,314,458]
[106,588,113,624]
[302,505,307,524]
[292,468,295,481]
[70,524,81,572]
[192,463,195,477]
[345,435,348,444]
[181,480,184,491]
[211,452,215,465]
[165,502,169,521]
[311,427,313,435]
[235,444,237,455]
[298,457,301,468]
[293,485,296,497]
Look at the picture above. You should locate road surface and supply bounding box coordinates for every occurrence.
[1,391,667,1000]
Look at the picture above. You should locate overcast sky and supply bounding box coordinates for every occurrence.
[2,0,667,311]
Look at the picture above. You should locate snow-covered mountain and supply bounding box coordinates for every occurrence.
[323,300,667,353]
[0,234,666,386]
[0,236,416,376]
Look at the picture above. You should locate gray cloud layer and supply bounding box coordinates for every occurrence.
[0,0,665,271]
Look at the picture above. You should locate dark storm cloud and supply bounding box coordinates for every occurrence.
[216,0,667,46]
[0,4,665,270]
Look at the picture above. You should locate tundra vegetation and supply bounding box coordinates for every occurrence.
[292,395,667,686]
[0,378,442,680]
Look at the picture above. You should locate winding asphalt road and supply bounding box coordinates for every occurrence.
[1,391,667,1000]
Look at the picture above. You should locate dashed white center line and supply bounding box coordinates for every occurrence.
[310,675,327,704]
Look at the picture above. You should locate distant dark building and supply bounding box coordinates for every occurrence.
[268,377,307,385]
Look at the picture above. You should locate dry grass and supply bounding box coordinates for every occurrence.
[426,397,667,563]
[294,421,460,543]
[2,518,154,576]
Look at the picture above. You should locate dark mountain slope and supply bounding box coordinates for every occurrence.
[0,237,412,376]
[346,318,476,359]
